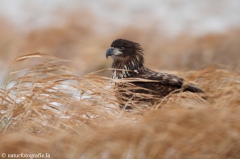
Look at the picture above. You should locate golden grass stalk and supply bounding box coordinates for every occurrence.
[0,53,240,158]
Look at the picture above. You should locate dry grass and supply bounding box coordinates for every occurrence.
[1,8,240,158]
[1,11,240,80]
[0,53,240,159]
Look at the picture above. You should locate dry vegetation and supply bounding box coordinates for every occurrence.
[1,11,240,78]
[0,52,240,159]
[0,11,240,159]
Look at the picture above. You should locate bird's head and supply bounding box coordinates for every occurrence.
[106,39,144,69]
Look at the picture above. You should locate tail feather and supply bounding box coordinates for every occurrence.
[186,84,204,93]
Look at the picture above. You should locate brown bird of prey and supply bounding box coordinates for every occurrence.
[106,39,204,109]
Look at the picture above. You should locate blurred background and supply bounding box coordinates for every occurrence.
[0,0,240,84]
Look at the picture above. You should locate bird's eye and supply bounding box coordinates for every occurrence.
[120,47,125,50]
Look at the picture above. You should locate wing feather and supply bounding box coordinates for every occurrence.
[138,69,183,86]
[137,68,204,93]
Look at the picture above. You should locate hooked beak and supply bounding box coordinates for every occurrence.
[106,47,122,59]
[106,47,114,59]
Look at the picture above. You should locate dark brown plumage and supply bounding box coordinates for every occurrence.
[106,39,204,108]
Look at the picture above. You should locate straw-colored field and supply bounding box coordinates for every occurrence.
[1,11,240,159]
[0,51,240,158]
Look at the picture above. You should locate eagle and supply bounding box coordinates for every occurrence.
[106,39,204,109]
